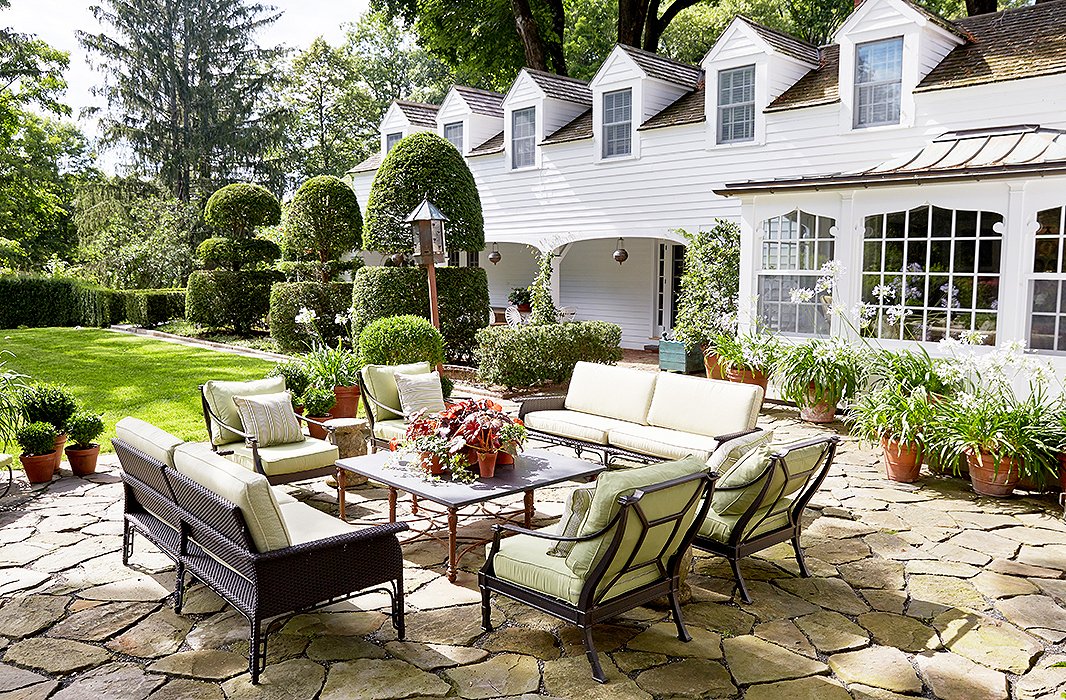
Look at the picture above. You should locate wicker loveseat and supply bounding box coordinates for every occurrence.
[113,417,407,684]
[519,362,764,465]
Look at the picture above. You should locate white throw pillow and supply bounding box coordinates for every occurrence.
[394,371,446,419]
[233,391,305,447]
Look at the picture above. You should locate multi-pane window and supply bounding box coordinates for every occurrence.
[861,206,1002,344]
[1029,205,1066,352]
[511,107,536,169]
[602,89,632,158]
[386,132,403,152]
[467,250,480,268]
[444,122,463,151]
[718,65,755,143]
[855,37,903,128]
[758,211,835,336]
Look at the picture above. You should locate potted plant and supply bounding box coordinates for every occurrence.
[508,287,532,313]
[497,421,527,466]
[774,338,864,423]
[657,331,704,374]
[848,386,933,482]
[268,360,310,413]
[65,412,105,476]
[300,387,336,440]
[20,384,78,474]
[17,421,57,484]
[715,332,780,393]
[304,344,361,419]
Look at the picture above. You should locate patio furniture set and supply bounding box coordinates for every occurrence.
[111,361,838,685]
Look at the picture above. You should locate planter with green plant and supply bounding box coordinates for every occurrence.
[508,287,532,312]
[848,386,934,482]
[714,332,780,393]
[268,360,311,413]
[17,421,57,483]
[300,387,336,440]
[20,384,78,473]
[65,412,105,476]
[303,343,361,419]
[775,338,864,423]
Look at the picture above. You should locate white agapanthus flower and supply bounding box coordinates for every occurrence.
[335,312,349,325]
[295,307,317,326]
[815,276,834,294]
[885,304,910,326]
[789,287,815,304]
[958,329,987,345]
[871,284,896,302]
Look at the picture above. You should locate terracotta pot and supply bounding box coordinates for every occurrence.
[724,367,768,393]
[306,416,331,441]
[420,451,447,475]
[881,437,922,483]
[799,385,838,423]
[331,385,360,419]
[20,452,56,484]
[294,405,304,416]
[702,350,725,380]
[52,433,67,474]
[517,303,531,313]
[496,451,515,466]
[967,450,1021,497]
[477,451,497,479]
[65,445,101,477]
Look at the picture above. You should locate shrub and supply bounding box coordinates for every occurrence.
[352,266,489,364]
[203,183,282,239]
[529,250,558,325]
[268,281,353,352]
[20,384,78,431]
[67,412,105,448]
[300,387,335,417]
[276,258,364,283]
[359,315,445,367]
[99,288,127,324]
[475,321,622,388]
[364,132,484,253]
[283,176,362,282]
[196,237,281,271]
[0,277,119,329]
[17,421,57,456]
[124,289,185,327]
[186,270,280,334]
[267,360,310,399]
[674,221,741,349]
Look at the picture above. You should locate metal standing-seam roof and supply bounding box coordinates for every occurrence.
[524,69,593,105]
[617,44,703,89]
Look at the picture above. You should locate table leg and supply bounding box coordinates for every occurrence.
[524,490,534,528]
[447,508,458,583]
[336,469,347,520]
[412,495,419,515]
[388,488,397,522]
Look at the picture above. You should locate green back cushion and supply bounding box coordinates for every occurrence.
[547,486,593,557]
[564,361,658,424]
[711,440,827,517]
[361,362,432,422]
[203,377,286,445]
[115,417,184,468]
[706,429,773,474]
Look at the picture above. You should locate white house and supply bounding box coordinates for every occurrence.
[349,0,1066,356]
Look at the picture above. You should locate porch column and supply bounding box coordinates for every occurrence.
[738,199,758,333]
[835,192,859,341]
[550,244,570,306]
[999,183,1029,345]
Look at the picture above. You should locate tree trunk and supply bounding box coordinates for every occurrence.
[544,0,568,76]
[642,0,706,52]
[965,0,996,14]
[618,0,650,47]
[511,0,549,71]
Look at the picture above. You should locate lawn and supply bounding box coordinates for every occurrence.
[3,327,278,450]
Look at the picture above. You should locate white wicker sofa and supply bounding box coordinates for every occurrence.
[519,362,764,465]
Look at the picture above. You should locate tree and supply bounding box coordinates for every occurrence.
[78,0,289,201]
[204,183,282,239]
[282,176,363,282]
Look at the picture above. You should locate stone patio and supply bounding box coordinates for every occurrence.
[1,407,1065,699]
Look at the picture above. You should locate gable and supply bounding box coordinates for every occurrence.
[703,19,767,65]
[503,70,546,107]
[590,47,644,87]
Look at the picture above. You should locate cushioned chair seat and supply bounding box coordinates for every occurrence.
[280,501,355,545]
[229,439,339,477]
[698,502,793,543]
[523,410,635,446]
[606,425,720,461]
[372,419,408,443]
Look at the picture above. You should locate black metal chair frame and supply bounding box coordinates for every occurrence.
[691,435,839,604]
[480,470,715,683]
[356,371,403,452]
[199,385,338,485]
[114,438,407,684]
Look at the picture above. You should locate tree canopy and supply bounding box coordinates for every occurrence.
[283,176,363,282]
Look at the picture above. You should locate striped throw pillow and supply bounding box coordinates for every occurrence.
[232,392,305,447]
[547,486,594,557]
[395,371,446,419]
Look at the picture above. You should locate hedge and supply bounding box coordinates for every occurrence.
[0,277,118,328]
[359,315,445,366]
[475,321,623,388]
[196,237,281,271]
[283,176,362,281]
[351,266,489,364]
[269,281,354,352]
[186,270,280,334]
[203,183,282,238]
[124,289,186,327]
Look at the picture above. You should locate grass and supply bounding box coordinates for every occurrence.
[157,320,289,355]
[3,327,278,451]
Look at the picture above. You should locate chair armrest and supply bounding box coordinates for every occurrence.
[296,413,337,434]
[257,521,409,562]
[713,427,762,444]
[518,395,566,419]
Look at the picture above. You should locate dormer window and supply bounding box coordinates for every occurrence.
[386,132,403,152]
[717,65,755,144]
[512,107,536,169]
[855,37,903,128]
[444,122,464,151]
[602,89,632,158]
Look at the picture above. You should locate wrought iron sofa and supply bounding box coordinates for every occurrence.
[358,361,435,451]
[113,417,407,684]
[519,362,765,465]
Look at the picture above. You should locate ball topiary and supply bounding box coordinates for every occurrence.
[283,176,362,282]
[196,237,281,271]
[67,412,105,448]
[359,314,445,367]
[204,183,282,239]
[17,421,57,456]
[20,384,78,432]
[363,132,484,254]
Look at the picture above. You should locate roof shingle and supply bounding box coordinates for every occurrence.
[525,69,593,105]
[454,86,506,118]
[639,85,706,131]
[739,17,820,65]
[395,100,439,128]
[348,152,382,174]
[468,130,505,156]
[765,45,840,113]
[541,109,593,145]
[617,44,702,89]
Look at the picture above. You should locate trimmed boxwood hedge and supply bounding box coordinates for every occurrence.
[359,314,445,366]
[203,183,282,238]
[0,277,115,328]
[475,321,623,388]
[351,266,489,364]
[269,281,354,352]
[124,289,186,327]
[186,270,280,334]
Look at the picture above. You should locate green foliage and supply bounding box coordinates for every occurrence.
[196,237,281,271]
[300,386,336,416]
[0,350,27,447]
[282,176,362,281]
[124,289,186,328]
[304,344,361,389]
[276,258,364,282]
[67,411,105,447]
[529,250,558,325]
[185,270,280,334]
[267,360,311,399]
[475,321,622,388]
[20,383,77,431]
[351,266,489,363]
[714,332,782,375]
[16,421,56,456]
[364,132,484,253]
[865,347,961,397]
[847,386,935,448]
[359,315,445,367]
[0,276,121,329]
[507,287,531,306]
[203,183,282,238]
[674,222,740,349]
[774,338,866,408]
[269,282,354,352]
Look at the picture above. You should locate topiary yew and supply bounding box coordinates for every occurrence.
[204,183,282,239]
[283,176,362,282]
[359,314,445,367]
[363,132,484,254]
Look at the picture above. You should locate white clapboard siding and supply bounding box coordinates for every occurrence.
[483,244,539,308]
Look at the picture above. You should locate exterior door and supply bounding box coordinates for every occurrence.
[655,242,685,337]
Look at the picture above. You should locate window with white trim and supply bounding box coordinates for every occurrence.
[386,132,403,152]
[854,37,903,128]
[861,206,1002,344]
[444,122,463,151]
[717,65,755,143]
[511,107,536,169]
[602,89,632,158]
[757,210,835,336]
[1029,205,1066,352]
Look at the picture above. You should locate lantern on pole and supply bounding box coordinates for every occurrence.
[405,195,449,332]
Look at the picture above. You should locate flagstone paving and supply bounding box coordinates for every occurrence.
[1,406,1065,698]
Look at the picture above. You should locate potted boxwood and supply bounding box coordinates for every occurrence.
[304,345,360,419]
[65,412,105,476]
[715,332,780,393]
[300,387,336,440]
[20,384,78,474]
[17,421,57,484]
[508,287,532,313]
[774,338,864,423]
[848,386,933,482]
[268,360,311,413]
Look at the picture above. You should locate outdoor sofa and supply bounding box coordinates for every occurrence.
[519,362,765,465]
[112,417,407,684]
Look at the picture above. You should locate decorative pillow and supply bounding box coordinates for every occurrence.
[706,429,774,474]
[547,487,594,557]
[203,376,286,445]
[395,371,446,419]
[232,392,305,447]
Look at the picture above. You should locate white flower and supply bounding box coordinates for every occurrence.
[871,284,895,302]
[295,307,318,326]
[1002,339,1026,354]
[789,288,814,303]
[958,329,987,345]
[885,304,910,326]
[814,276,834,294]
[334,312,349,325]
[820,260,845,277]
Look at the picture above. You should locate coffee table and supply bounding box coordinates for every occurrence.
[335,449,604,581]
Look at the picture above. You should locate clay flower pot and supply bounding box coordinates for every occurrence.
[51,433,67,475]
[799,386,838,424]
[477,451,497,479]
[517,303,531,313]
[306,416,331,441]
[703,350,725,380]
[20,452,56,484]
[331,385,361,419]
[65,445,101,477]
[724,367,768,393]
[420,452,447,475]
[967,450,1021,497]
[881,437,922,483]
[496,451,515,466]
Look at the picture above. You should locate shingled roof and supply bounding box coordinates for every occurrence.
[765,45,840,113]
[541,109,594,145]
[395,101,439,128]
[468,130,505,157]
[454,86,506,118]
[618,44,703,89]
[639,85,706,131]
[525,69,593,105]
[739,16,820,65]
[348,152,382,174]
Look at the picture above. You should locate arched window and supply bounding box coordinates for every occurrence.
[1029,205,1066,352]
[757,210,835,336]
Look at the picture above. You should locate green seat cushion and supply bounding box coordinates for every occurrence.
[280,501,355,545]
[712,440,827,517]
[361,362,432,422]
[229,438,339,477]
[115,417,184,468]
[372,419,408,443]
[699,501,793,543]
[203,377,286,445]
[606,424,720,461]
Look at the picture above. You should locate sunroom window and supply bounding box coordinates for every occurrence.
[855,37,903,128]
[1029,205,1066,352]
[861,205,1002,344]
[757,210,835,336]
